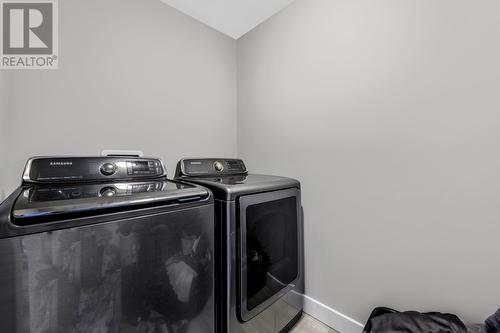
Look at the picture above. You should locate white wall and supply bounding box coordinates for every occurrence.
[3,0,237,195]
[0,72,9,200]
[238,0,500,324]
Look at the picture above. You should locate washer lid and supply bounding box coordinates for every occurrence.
[12,180,209,224]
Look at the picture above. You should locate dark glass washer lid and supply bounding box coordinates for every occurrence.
[12,180,209,223]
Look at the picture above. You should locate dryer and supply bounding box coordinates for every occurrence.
[175,158,304,333]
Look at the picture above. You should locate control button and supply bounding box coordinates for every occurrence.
[214,161,224,172]
[99,186,117,197]
[100,163,117,176]
[71,191,82,198]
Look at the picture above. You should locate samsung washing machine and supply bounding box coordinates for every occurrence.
[175,158,304,333]
[0,156,215,333]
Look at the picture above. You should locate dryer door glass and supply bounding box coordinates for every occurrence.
[238,188,300,322]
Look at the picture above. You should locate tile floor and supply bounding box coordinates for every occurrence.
[290,314,339,333]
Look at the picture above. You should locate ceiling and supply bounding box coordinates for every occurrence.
[160,0,295,39]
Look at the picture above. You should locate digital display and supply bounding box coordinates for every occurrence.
[131,161,150,171]
[127,160,160,176]
[227,160,244,171]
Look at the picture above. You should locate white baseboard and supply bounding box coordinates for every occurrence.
[303,295,364,333]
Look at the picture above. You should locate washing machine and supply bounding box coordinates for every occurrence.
[0,156,215,333]
[175,158,304,333]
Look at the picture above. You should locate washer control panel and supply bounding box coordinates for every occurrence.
[23,156,166,183]
[176,158,247,177]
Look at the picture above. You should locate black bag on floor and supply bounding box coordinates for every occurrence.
[363,307,468,333]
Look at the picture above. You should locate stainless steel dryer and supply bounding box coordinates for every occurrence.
[175,158,304,333]
[0,156,215,333]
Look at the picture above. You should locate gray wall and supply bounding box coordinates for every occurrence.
[0,72,9,200]
[4,0,500,325]
[3,0,237,194]
[238,0,500,324]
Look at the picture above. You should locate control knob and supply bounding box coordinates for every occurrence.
[99,186,117,197]
[214,161,224,172]
[100,163,117,176]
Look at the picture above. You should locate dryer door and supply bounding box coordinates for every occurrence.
[237,188,300,322]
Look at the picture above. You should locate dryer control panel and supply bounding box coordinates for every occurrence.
[23,156,166,183]
[175,158,247,178]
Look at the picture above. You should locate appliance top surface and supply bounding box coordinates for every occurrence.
[175,158,300,200]
[180,174,300,201]
[11,179,210,222]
